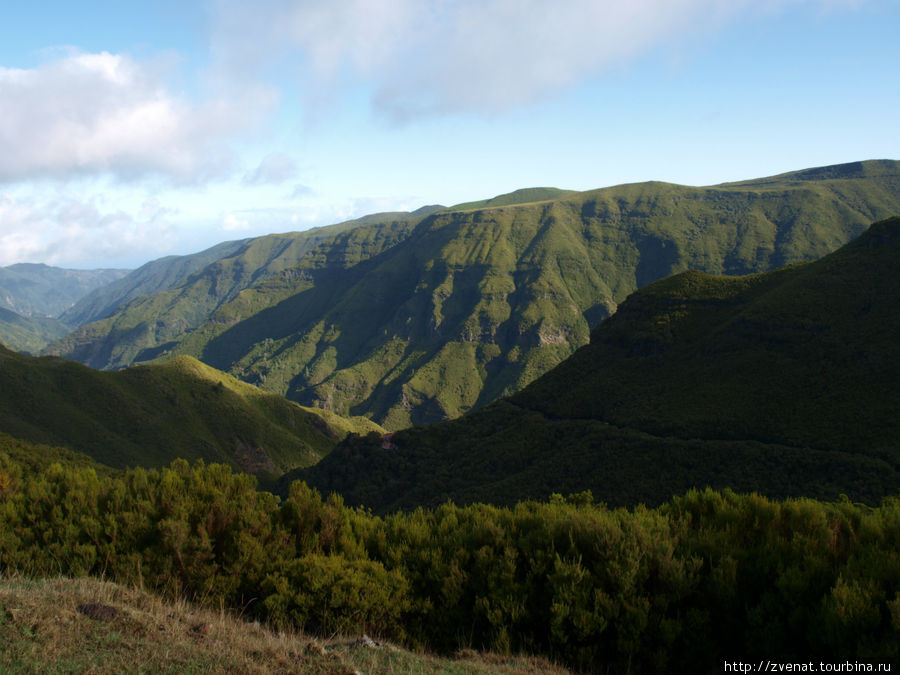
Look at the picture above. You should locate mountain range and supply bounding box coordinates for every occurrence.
[295,216,900,512]
[0,264,131,353]
[44,159,900,429]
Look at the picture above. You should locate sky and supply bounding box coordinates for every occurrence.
[0,0,898,269]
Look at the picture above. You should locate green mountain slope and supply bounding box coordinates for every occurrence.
[0,307,69,354]
[295,217,900,512]
[0,264,130,320]
[0,345,381,481]
[170,160,900,428]
[59,238,248,327]
[51,160,900,430]
[448,186,576,211]
[48,212,427,368]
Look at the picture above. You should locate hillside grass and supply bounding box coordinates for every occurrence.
[0,575,567,674]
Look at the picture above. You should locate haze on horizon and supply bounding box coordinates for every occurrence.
[1,0,898,270]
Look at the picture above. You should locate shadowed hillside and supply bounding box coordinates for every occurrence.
[0,347,380,481]
[295,217,900,511]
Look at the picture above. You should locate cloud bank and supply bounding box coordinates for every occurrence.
[0,192,176,267]
[0,51,274,184]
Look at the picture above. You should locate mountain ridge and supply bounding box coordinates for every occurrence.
[48,160,900,429]
[294,216,900,511]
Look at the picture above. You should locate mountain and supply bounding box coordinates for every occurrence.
[0,307,69,354]
[0,263,130,320]
[447,186,576,211]
[0,345,381,482]
[47,210,431,365]
[58,209,450,331]
[50,160,900,429]
[295,216,900,512]
[58,239,249,327]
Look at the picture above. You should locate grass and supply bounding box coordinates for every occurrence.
[0,574,570,674]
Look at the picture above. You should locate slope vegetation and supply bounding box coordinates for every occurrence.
[59,238,248,327]
[49,212,427,367]
[52,160,900,429]
[0,346,380,480]
[297,217,900,511]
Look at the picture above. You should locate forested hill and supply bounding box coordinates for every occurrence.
[51,160,900,429]
[0,346,380,481]
[295,217,900,512]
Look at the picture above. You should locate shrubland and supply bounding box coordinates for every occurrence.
[1,453,897,673]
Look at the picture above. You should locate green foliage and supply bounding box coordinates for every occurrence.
[50,160,900,428]
[1,453,898,671]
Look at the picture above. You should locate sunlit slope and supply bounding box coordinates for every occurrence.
[0,347,381,477]
[59,238,249,327]
[52,160,900,429]
[296,217,900,511]
[47,211,428,367]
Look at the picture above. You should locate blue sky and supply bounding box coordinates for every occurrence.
[1,0,898,269]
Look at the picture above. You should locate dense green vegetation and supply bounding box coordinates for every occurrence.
[59,238,248,327]
[1,456,897,673]
[0,346,380,483]
[50,160,900,428]
[298,216,900,511]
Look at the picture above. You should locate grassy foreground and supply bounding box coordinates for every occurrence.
[0,575,568,675]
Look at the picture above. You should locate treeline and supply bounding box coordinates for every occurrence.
[1,455,898,673]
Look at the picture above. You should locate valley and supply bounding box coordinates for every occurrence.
[2,161,899,672]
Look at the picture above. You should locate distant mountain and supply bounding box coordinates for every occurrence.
[296,217,900,512]
[50,160,900,429]
[0,263,130,320]
[59,239,248,327]
[0,346,381,482]
[47,210,431,365]
[0,307,68,354]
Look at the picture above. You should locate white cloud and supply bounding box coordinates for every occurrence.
[211,0,857,121]
[290,183,314,199]
[222,212,251,231]
[0,192,176,267]
[0,50,276,184]
[243,153,299,184]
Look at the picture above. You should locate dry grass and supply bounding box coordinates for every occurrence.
[0,574,571,674]
[331,641,571,675]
